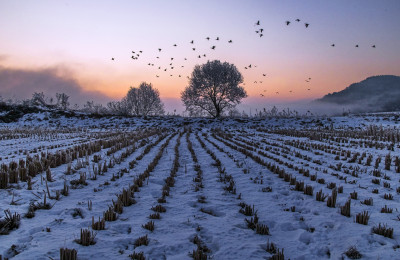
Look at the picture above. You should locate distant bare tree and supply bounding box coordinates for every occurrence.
[31,92,46,106]
[107,98,129,116]
[181,60,247,118]
[56,93,70,110]
[126,82,164,116]
[83,101,107,114]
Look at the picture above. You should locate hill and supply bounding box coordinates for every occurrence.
[316,75,400,112]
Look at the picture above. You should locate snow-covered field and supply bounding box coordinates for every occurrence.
[1,113,400,259]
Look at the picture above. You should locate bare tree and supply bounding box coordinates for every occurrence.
[31,92,47,106]
[107,98,129,116]
[126,82,164,116]
[83,101,107,114]
[181,60,247,118]
[56,93,70,110]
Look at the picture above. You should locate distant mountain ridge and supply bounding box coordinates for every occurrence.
[316,75,400,112]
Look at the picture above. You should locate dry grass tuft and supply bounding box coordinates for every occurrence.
[340,200,351,217]
[142,221,155,232]
[344,246,362,259]
[0,210,20,235]
[372,223,394,238]
[355,211,370,225]
[60,247,77,260]
[75,228,96,246]
[151,204,166,213]
[134,235,149,248]
[129,251,145,260]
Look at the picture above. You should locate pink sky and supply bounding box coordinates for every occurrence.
[1,0,399,113]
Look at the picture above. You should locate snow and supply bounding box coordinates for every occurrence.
[1,113,400,259]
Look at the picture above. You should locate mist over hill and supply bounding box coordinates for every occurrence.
[315,75,400,113]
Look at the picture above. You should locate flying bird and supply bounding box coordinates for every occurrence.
[156,56,159,59]
[260,28,264,33]
[355,44,359,47]
[211,46,216,50]
[255,20,260,26]
[158,48,162,52]
[206,37,210,40]
[372,45,376,48]
[307,88,311,90]
[173,44,177,47]
[295,19,300,22]
[164,69,167,71]
[260,94,264,97]
[198,55,201,58]
[179,75,181,77]
[263,74,266,76]
[255,30,259,33]
[171,57,174,60]
[228,40,233,43]
[190,40,194,44]
[260,34,263,37]
[248,64,252,68]
[305,23,309,28]
[216,37,219,40]
[111,58,114,60]
[156,75,159,77]
[192,48,196,51]
[286,21,291,25]
[139,51,142,53]
[276,92,279,94]
[331,44,335,47]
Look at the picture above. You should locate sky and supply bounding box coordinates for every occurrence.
[0,0,400,113]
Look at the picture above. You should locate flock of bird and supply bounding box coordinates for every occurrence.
[110,18,377,98]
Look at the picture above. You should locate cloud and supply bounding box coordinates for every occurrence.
[0,66,111,106]
[0,55,8,62]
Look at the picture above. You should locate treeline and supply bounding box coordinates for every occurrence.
[0,82,165,117]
